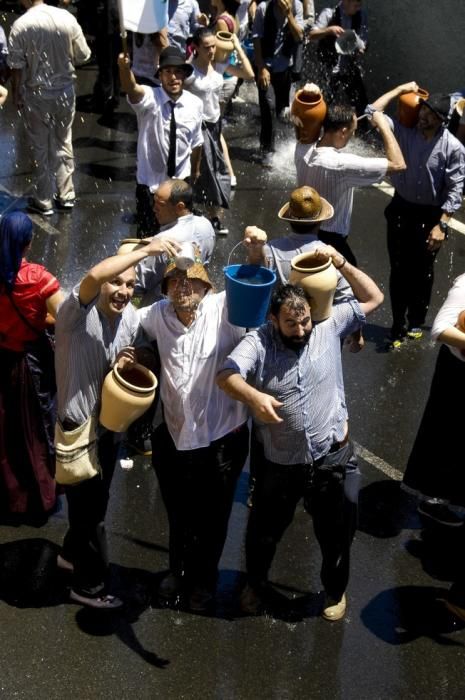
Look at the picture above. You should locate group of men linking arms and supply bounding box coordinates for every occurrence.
[54,180,383,620]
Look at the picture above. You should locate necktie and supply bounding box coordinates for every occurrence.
[167,101,177,177]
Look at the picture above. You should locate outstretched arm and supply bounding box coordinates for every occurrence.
[118,52,146,104]
[370,81,419,114]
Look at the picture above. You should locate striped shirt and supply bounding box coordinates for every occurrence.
[295,142,388,236]
[222,300,365,464]
[55,286,140,426]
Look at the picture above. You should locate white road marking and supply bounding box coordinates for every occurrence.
[353,441,403,481]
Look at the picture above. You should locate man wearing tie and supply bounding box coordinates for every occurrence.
[118,47,204,236]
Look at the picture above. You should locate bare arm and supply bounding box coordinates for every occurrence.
[370,81,419,114]
[315,246,384,316]
[191,145,202,182]
[217,370,283,423]
[370,111,406,173]
[45,290,64,319]
[308,24,344,41]
[79,238,181,306]
[117,53,146,104]
[278,0,303,42]
[154,29,169,51]
[437,326,465,350]
[224,34,254,80]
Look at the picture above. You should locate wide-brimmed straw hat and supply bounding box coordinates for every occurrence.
[156,47,194,78]
[161,258,212,295]
[278,186,334,223]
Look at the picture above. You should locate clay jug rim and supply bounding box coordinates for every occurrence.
[113,363,157,394]
[216,30,233,41]
[294,90,322,106]
[290,255,333,274]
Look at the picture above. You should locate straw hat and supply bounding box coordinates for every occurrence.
[454,97,465,117]
[278,186,334,223]
[161,258,212,295]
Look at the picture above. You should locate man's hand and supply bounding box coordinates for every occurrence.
[426,224,445,252]
[328,25,345,37]
[397,81,419,95]
[197,12,209,26]
[277,0,292,16]
[117,52,131,71]
[144,236,182,258]
[115,346,137,370]
[249,392,284,424]
[244,226,267,246]
[258,67,271,90]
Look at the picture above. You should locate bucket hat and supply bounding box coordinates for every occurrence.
[420,93,451,122]
[278,186,334,223]
[162,254,212,295]
[156,47,194,78]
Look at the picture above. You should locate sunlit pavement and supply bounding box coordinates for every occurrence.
[1,33,465,700]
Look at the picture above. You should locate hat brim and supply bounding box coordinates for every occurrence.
[454,98,465,117]
[419,97,448,122]
[161,262,212,295]
[278,196,334,224]
[156,62,194,79]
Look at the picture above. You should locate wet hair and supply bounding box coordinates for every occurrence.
[0,211,33,292]
[323,104,356,132]
[192,27,215,47]
[168,179,194,211]
[270,284,309,317]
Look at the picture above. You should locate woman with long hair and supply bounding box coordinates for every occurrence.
[0,211,63,522]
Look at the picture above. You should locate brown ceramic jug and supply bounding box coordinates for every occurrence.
[288,252,338,321]
[397,88,429,128]
[291,89,327,144]
[215,31,234,64]
[100,363,157,432]
[456,310,465,332]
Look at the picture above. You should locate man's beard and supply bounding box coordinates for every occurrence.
[278,328,311,350]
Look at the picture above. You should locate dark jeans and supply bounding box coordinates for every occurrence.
[319,230,358,267]
[135,183,159,238]
[385,194,441,336]
[246,440,360,600]
[63,430,121,596]
[257,68,292,152]
[152,422,249,591]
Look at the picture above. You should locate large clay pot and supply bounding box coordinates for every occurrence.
[117,238,146,255]
[291,89,327,144]
[215,31,234,63]
[288,253,338,321]
[397,88,429,128]
[99,363,157,432]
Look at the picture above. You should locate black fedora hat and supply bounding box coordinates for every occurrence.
[156,47,194,78]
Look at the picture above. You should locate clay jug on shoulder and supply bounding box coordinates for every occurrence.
[215,31,234,64]
[291,89,327,144]
[288,252,338,321]
[397,88,429,128]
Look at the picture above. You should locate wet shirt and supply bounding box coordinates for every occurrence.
[8,4,90,94]
[135,213,215,304]
[55,287,140,426]
[221,301,365,465]
[138,292,248,451]
[294,141,387,236]
[0,260,60,352]
[315,3,368,74]
[184,65,223,123]
[431,272,465,363]
[385,117,465,213]
[129,85,203,190]
[252,0,304,72]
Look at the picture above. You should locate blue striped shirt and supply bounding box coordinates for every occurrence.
[222,300,365,464]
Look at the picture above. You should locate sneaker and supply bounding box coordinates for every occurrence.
[69,590,123,610]
[407,327,423,340]
[27,198,54,217]
[322,593,347,621]
[230,175,237,188]
[211,217,229,235]
[418,500,464,526]
[53,195,75,211]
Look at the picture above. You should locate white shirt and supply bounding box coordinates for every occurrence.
[185,65,223,123]
[431,273,465,363]
[129,85,203,190]
[8,3,90,94]
[138,292,248,450]
[295,141,388,236]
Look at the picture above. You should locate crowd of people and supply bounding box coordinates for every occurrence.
[1,0,465,627]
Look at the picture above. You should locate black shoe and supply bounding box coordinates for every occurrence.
[240,583,266,615]
[158,573,183,604]
[188,586,214,613]
[418,500,464,526]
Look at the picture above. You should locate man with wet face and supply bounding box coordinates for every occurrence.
[54,236,180,610]
[137,262,249,612]
[370,83,465,346]
[217,252,383,620]
[118,47,204,235]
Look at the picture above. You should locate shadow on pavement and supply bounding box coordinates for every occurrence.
[359,480,420,538]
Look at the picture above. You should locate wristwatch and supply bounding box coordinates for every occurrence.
[439,220,449,237]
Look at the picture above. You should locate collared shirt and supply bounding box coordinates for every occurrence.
[295,141,388,236]
[252,0,304,73]
[315,2,368,74]
[385,116,465,214]
[431,272,465,363]
[221,301,365,464]
[8,4,90,93]
[168,0,201,52]
[135,213,215,304]
[55,287,140,426]
[129,85,203,190]
[138,292,248,450]
[184,65,224,123]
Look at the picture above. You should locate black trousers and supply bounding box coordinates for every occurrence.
[385,194,442,336]
[152,422,249,591]
[135,183,159,238]
[319,230,358,267]
[257,69,292,152]
[245,440,360,600]
[63,430,120,596]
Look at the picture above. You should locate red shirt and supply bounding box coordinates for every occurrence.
[0,260,60,352]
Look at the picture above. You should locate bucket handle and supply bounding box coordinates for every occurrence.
[227,240,246,267]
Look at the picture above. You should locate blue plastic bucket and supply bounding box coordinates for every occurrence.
[224,264,276,327]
